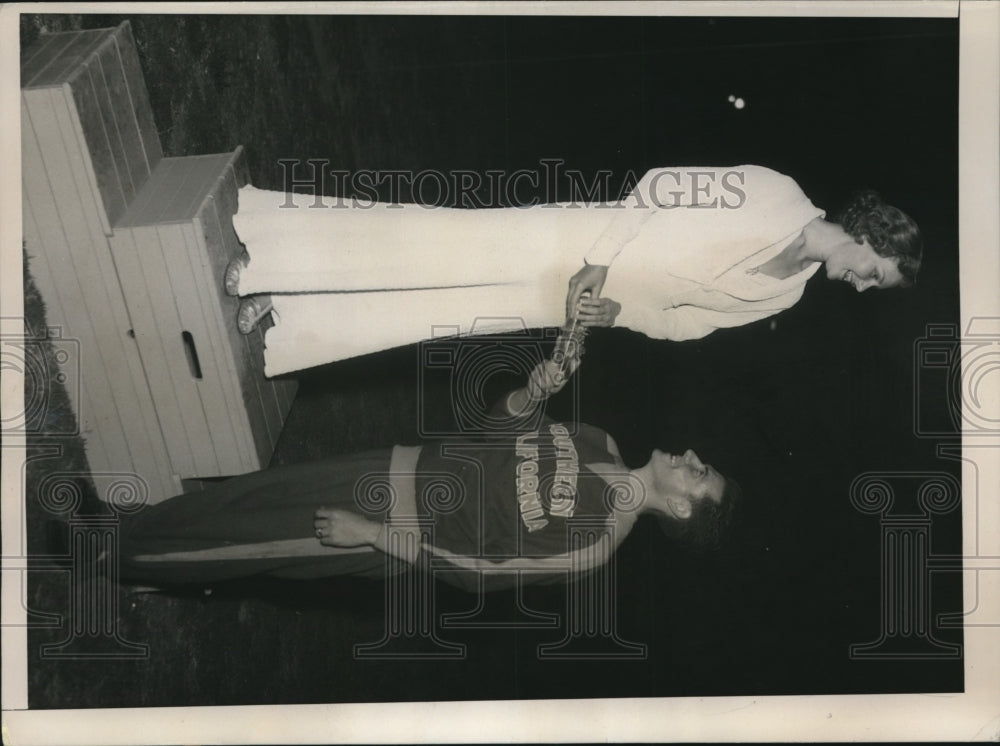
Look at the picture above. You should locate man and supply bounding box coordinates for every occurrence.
[117,359,740,590]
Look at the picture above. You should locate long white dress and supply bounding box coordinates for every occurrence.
[231,165,825,376]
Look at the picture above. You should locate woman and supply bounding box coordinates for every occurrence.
[114,361,740,591]
[229,165,922,377]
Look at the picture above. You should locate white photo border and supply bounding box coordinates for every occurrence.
[1,1,997,742]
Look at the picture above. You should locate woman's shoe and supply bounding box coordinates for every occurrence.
[224,252,249,296]
[237,296,272,335]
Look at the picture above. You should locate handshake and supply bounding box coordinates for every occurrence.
[520,289,591,409]
[551,290,590,384]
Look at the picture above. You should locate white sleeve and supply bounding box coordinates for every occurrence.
[583,168,664,266]
[584,167,743,267]
[616,303,781,341]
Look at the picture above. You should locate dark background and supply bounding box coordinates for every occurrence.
[21,13,962,706]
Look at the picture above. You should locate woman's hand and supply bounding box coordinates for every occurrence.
[576,296,622,327]
[314,508,381,547]
[566,263,609,320]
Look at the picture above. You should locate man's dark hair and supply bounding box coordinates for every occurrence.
[656,476,742,553]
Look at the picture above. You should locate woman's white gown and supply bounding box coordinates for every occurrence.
[231,166,825,376]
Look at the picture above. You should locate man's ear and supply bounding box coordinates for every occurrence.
[666,494,692,521]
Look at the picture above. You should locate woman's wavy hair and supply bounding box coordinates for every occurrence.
[836,189,923,287]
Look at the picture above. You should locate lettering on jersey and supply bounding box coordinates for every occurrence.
[514,427,582,531]
[548,424,580,518]
[515,432,547,532]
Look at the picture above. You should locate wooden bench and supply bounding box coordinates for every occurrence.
[110,149,296,479]
[21,22,296,503]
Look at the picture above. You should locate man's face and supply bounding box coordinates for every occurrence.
[650,449,725,518]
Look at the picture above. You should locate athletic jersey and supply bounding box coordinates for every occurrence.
[416,415,624,563]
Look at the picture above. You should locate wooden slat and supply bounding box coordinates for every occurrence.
[22,207,111,474]
[158,223,248,475]
[107,228,199,477]
[82,49,136,209]
[180,478,207,493]
[245,329,279,462]
[116,155,233,227]
[151,156,203,222]
[21,31,63,71]
[26,29,111,89]
[224,149,298,420]
[124,156,182,225]
[21,29,101,88]
[178,221,258,472]
[222,154,298,417]
[119,327,181,504]
[150,155,228,224]
[125,225,222,477]
[222,153,298,425]
[231,149,251,188]
[70,63,128,225]
[114,156,180,227]
[206,150,284,446]
[212,153,298,433]
[196,203,274,466]
[23,109,109,470]
[276,371,298,417]
[21,204,90,439]
[113,21,163,172]
[21,94,126,472]
[48,84,178,503]
[93,38,150,198]
[62,83,113,236]
[171,154,239,222]
[272,367,297,417]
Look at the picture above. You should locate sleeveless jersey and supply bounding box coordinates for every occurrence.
[415,421,623,560]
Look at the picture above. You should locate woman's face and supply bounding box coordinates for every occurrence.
[825,238,904,292]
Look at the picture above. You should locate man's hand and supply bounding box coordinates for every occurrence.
[566,263,609,320]
[314,508,381,547]
[576,296,622,328]
[507,359,578,415]
[527,359,576,400]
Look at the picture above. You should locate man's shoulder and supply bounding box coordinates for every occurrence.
[561,420,609,436]
[556,421,620,456]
